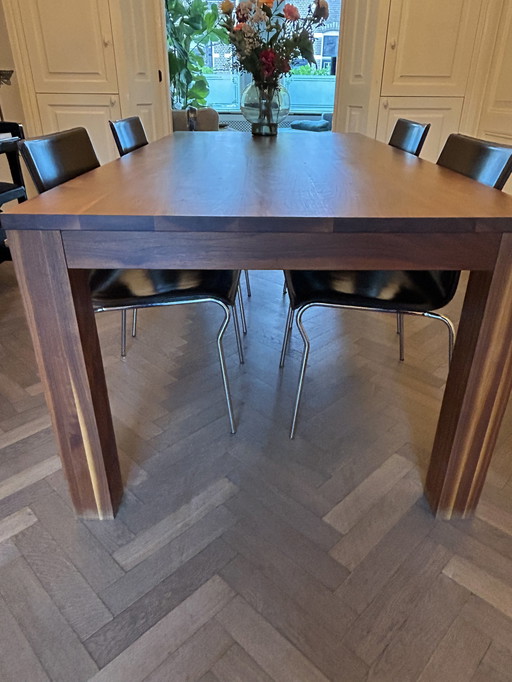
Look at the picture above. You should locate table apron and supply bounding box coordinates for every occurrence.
[61,231,501,270]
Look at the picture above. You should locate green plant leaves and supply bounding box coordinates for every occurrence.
[166,0,228,108]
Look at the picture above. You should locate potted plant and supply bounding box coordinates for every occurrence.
[165,0,228,109]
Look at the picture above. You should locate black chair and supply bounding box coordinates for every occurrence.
[109,115,249,335]
[109,116,148,156]
[281,133,512,438]
[388,118,430,156]
[19,126,244,433]
[171,109,253,298]
[281,117,431,298]
[0,121,27,262]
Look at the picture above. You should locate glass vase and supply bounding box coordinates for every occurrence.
[240,81,290,136]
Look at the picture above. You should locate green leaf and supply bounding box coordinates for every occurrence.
[188,78,209,98]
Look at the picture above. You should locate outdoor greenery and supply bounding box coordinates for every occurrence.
[165,0,227,108]
[290,64,330,75]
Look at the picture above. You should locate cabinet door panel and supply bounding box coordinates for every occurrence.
[377,97,463,162]
[477,1,512,195]
[37,93,121,164]
[382,0,481,96]
[19,0,118,93]
[114,0,170,140]
[477,1,512,145]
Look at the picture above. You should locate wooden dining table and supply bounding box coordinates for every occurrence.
[3,131,512,521]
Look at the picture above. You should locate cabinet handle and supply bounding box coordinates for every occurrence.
[390,39,397,50]
[383,100,389,109]
[103,37,111,47]
[110,97,117,108]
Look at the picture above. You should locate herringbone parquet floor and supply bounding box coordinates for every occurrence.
[1,263,512,681]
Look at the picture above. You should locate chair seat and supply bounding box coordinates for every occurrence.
[91,269,241,309]
[284,270,460,312]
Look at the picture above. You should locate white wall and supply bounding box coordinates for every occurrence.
[0,0,24,124]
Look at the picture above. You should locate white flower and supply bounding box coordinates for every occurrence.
[249,6,268,24]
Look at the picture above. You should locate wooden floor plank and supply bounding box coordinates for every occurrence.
[29,491,124,592]
[0,266,512,680]
[343,537,452,665]
[211,643,274,682]
[0,506,37,543]
[0,456,60,501]
[368,574,470,681]
[14,521,113,640]
[113,477,237,570]
[220,554,367,681]
[143,620,233,682]
[0,595,50,682]
[222,519,356,639]
[225,491,348,590]
[216,596,331,682]
[100,505,236,615]
[85,538,236,668]
[0,556,98,682]
[417,616,490,682]
[87,576,234,682]
[443,555,512,620]
[329,469,423,570]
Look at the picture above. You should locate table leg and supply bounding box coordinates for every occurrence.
[8,230,122,519]
[426,233,512,518]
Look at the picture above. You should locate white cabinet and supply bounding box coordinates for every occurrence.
[37,93,121,165]
[334,0,494,160]
[18,0,118,94]
[382,0,481,97]
[2,0,171,162]
[376,97,464,162]
[476,1,512,144]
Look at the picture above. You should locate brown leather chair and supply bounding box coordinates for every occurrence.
[171,107,219,131]
[388,118,430,156]
[20,126,244,433]
[109,116,148,156]
[281,133,512,438]
[109,115,249,335]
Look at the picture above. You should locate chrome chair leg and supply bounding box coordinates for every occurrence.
[132,308,138,337]
[237,287,247,334]
[216,302,236,434]
[121,309,127,357]
[290,305,311,439]
[232,303,245,364]
[423,311,456,364]
[398,311,405,361]
[244,269,252,297]
[279,304,294,368]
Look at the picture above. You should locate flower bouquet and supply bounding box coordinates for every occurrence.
[220,0,329,135]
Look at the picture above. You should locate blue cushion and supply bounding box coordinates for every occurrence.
[290,119,331,132]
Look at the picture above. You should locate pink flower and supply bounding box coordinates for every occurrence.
[233,23,244,31]
[259,48,277,79]
[283,4,300,21]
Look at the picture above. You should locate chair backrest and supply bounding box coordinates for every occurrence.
[437,133,512,190]
[0,121,25,139]
[433,134,512,301]
[19,127,100,193]
[109,116,148,157]
[388,118,431,156]
[171,107,219,132]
